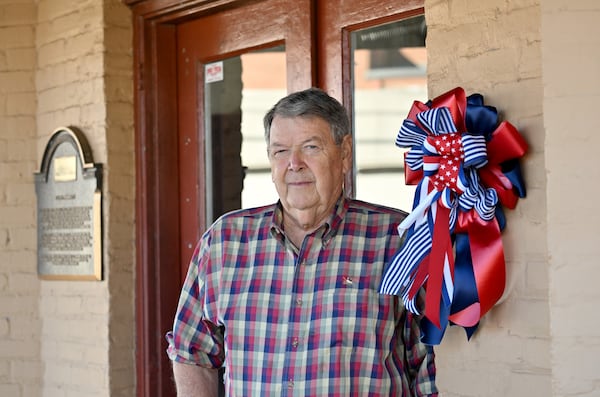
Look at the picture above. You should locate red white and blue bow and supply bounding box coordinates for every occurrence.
[379,87,528,345]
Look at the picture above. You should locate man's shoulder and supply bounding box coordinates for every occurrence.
[222,203,277,218]
[345,198,408,220]
[211,203,277,229]
[336,198,407,242]
[200,204,277,245]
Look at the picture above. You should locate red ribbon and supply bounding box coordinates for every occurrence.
[451,211,505,327]
[479,121,528,209]
[425,204,455,328]
[447,119,526,327]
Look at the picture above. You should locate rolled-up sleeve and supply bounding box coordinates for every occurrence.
[166,237,225,368]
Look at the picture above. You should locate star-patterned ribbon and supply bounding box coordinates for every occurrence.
[379,87,528,345]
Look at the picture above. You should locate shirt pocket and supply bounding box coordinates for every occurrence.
[311,278,388,350]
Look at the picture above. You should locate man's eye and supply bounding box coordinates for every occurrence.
[272,149,288,157]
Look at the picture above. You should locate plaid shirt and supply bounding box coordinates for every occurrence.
[167,196,437,396]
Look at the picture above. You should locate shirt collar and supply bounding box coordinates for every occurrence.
[270,195,348,242]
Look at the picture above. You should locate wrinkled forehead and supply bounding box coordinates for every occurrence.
[268,115,334,145]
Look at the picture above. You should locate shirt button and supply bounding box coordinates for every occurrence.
[291,337,299,348]
[287,380,294,389]
[295,298,303,306]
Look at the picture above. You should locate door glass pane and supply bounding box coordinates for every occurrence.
[240,46,285,208]
[203,45,284,223]
[351,16,427,212]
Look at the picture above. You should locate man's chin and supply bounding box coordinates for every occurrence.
[282,197,317,212]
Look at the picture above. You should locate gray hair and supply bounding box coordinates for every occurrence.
[263,87,350,145]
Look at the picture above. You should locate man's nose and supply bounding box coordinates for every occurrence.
[287,148,305,171]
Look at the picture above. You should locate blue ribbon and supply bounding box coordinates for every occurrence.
[465,93,498,138]
[501,159,527,198]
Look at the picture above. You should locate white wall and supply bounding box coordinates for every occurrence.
[542,1,600,396]
[426,0,551,395]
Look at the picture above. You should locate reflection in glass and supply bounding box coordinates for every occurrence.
[240,46,285,208]
[351,15,427,212]
[203,46,285,224]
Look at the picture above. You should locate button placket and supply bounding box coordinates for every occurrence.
[282,234,321,394]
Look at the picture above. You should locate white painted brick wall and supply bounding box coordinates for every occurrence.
[543,1,600,395]
[426,0,551,395]
[33,0,134,395]
[35,1,110,395]
[0,1,41,397]
[103,0,135,395]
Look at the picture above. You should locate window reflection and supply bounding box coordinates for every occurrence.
[203,45,284,222]
[240,46,285,208]
[351,15,427,211]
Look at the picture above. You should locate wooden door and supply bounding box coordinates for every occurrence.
[176,0,314,280]
[126,1,425,396]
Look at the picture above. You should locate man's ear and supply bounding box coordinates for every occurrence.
[341,134,353,173]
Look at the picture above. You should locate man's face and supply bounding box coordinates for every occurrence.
[268,115,351,218]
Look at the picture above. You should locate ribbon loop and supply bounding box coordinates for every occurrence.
[462,134,488,168]
[405,148,424,171]
[397,119,428,148]
[416,107,458,136]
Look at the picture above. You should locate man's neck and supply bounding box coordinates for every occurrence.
[282,208,329,248]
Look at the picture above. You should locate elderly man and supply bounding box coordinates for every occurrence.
[166,88,438,396]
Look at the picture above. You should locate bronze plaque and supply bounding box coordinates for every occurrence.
[34,127,103,280]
